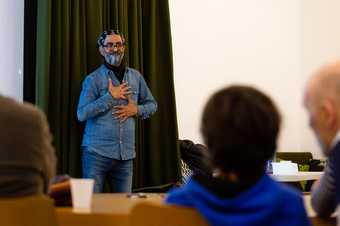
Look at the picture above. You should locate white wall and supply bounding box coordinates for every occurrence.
[0,0,24,101]
[170,0,340,159]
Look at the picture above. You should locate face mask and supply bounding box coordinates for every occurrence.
[104,52,124,66]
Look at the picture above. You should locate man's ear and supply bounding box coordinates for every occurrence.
[322,98,337,129]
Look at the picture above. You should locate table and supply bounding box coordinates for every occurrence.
[272,171,323,182]
[56,193,335,226]
[56,193,163,226]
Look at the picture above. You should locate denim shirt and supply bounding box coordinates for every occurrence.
[77,65,157,160]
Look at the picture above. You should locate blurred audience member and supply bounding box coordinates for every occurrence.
[0,95,56,196]
[179,139,211,182]
[166,85,310,226]
[304,61,340,217]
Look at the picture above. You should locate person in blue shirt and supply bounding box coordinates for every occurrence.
[166,85,311,226]
[77,30,157,193]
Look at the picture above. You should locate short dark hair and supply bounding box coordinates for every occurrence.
[96,29,125,48]
[201,85,281,177]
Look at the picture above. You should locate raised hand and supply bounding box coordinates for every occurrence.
[112,96,138,122]
[108,78,132,99]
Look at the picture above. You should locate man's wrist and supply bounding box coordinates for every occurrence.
[109,91,119,99]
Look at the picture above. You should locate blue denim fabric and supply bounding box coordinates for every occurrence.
[77,65,157,160]
[82,150,133,192]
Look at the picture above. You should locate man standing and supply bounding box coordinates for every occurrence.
[304,60,340,217]
[77,30,157,193]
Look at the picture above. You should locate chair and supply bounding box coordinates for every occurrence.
[0,195,58,226]
[130,202,209,226]
[276,152,313,165]
[276,152,323,191]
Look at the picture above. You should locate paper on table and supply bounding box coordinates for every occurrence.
[272,162,298,175]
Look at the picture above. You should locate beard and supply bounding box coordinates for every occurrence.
[104,52,124,66]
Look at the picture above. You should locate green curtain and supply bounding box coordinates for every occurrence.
[35,0,181,188]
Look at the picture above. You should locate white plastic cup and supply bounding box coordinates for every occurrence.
[70,178,94,213]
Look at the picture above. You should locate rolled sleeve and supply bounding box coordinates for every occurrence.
[136,76,157,119]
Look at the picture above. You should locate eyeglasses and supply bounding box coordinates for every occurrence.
[103,42,125,49]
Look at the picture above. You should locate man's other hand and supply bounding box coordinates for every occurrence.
[113,96,138,122]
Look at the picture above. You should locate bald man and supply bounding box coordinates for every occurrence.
[304,61,340,217]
